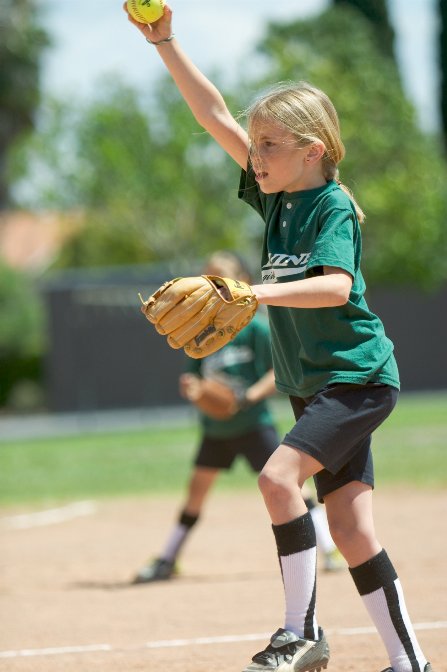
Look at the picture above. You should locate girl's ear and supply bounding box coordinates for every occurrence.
[305,142,325,164]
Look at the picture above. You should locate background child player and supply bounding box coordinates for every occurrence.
[133,251,342,584]
[124,5,434,672]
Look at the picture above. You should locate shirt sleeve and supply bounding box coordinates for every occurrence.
[307,208,356,277]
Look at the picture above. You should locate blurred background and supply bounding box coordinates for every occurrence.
[0,0,446,416]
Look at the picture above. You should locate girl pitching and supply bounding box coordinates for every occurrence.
[124,6,434,672]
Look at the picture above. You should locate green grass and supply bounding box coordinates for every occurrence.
[0,392,446,506]
[366,392,447,486]
[0,425,199,506]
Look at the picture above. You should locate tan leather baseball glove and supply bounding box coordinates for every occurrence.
[180,374,240,420]
[139,275,258,359]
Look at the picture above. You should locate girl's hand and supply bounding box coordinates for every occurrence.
[179,373,201,400]
[123,2,173,43]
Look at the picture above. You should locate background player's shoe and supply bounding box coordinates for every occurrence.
[242,627,329,672]
[380,666,434,672]
[132,558,177,584]
[322,548,345,572]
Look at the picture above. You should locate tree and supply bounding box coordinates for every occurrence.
[0,0,49,208]
[249,6,447,288]
[9,8,447,288]
[440,0,447,151]
[333,0,395,58]
[0,261,44,407]
[9,77,246,267]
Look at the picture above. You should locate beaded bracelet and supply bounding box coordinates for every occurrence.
[146,33,175,46]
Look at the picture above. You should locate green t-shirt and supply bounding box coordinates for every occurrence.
[185,314,275,438]
[239,166,400,398]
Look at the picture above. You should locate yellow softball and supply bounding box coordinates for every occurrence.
[127,0,165,24]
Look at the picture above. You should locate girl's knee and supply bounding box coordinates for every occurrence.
[258,468,274,495]
[328,518,375,553]
[258,467,291,498]
[327,520,350,549]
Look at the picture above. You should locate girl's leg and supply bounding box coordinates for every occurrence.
[258,445,324,640]
[325,482,428,672]
[242,445,330,672]
[183,465,219,516]
[323,480,380,566]
[133,466,218,583]
[259,444,323,524]
[302,483,343,571]
[159,466,219,562]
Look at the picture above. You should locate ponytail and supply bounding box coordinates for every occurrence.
[323,156,365,224]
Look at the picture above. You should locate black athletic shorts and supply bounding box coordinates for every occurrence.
[194,424,279,472]
[283,383,399,503]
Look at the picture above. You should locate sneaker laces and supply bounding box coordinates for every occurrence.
[252,643,298,665]
[251,630,306,666]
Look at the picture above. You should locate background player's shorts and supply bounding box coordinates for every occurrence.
[284,383,399,502]
[194,424,279,472]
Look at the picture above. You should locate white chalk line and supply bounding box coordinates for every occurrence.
[1,501,97,529]
[0,644,112,659]
[1,621,446,659]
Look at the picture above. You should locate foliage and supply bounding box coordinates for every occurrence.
[250,7,447,288]
[0,261,44,356]
[7,7,447,287]
[333,0,395,58]
[0,0,50,208]
[440,0,447,152]
[0,261,45,406]
[10,78,247,268]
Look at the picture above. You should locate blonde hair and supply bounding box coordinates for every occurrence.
[245,81,365,223]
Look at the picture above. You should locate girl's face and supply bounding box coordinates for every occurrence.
[248,121,325,194]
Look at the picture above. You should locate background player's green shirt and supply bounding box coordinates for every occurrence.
[185,314,275,438]
[239,166,400,398]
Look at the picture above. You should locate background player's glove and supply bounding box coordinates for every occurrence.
[139,275,258,359]
[179,374,241,420]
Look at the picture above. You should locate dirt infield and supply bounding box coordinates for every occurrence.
[1,488,446,672]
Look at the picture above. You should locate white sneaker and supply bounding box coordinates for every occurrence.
[242,627,329,672]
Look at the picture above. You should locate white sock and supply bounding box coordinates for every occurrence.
[309,506,336,554]
[160,511,199,563]
[272,512,319,641]
[160,523,189,562]
[281,547,318,639]
[350,549,428,672]
[362,578,427,672]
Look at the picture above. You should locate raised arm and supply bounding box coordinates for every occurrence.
[124,3,249,169]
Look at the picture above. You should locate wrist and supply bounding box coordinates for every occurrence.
[251,284,268,304]
[236,388,255,410]
[146,33,175,45]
